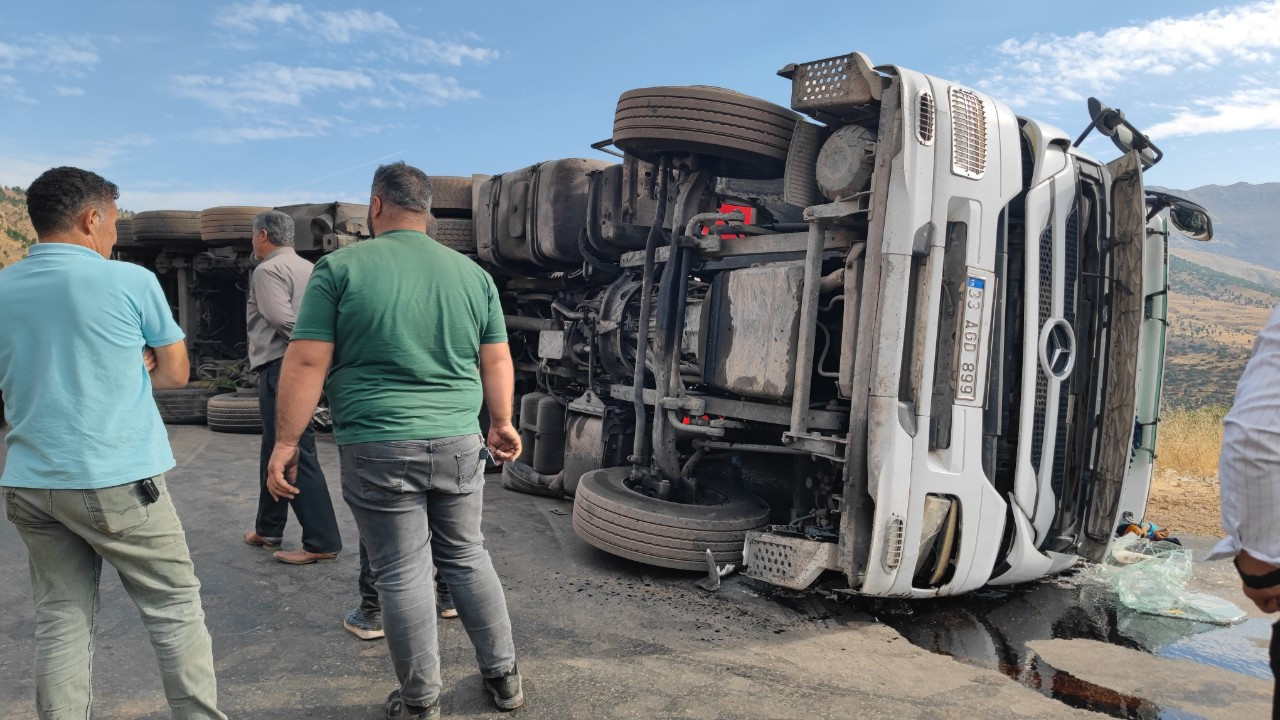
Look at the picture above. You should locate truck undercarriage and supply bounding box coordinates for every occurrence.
[115,50,1212,599]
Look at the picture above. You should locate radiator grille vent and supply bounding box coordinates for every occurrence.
[949,87,987,179]
[1050,206,1080,495]
[917,91,936,145]
[1030,222,1053,472]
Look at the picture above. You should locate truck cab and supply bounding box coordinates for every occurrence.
[479,51,1212,598]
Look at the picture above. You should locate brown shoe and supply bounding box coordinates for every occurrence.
[244,530,282,549]
[274,549,338,565]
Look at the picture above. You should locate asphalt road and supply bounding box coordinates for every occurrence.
[0,426,1269,719]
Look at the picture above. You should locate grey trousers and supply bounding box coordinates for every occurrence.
[3,477,225,719]
[340,434,516,706]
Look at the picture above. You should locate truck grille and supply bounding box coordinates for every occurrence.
[949,87,987,179]
[1030,223,1052,471]
[1050,207,1080,496]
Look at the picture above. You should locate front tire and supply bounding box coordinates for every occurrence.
[572,467,769,570]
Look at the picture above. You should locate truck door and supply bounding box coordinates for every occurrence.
[1078,150,1145,561]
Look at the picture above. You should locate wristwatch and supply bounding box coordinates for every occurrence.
[1234,556,1280,589]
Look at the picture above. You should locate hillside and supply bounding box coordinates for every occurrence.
[1154,182,1280,272]
[0,187,35,269]
[1163,253,1277,407]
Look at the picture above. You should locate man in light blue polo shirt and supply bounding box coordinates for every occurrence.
[0,167,226,719]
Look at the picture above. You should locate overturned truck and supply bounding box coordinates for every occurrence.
[484,51,1213,598]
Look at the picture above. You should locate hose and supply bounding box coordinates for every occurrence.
[629,158,669,469]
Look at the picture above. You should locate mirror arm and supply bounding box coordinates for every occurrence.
[1072,115,1103,148]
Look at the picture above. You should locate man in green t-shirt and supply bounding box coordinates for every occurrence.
[266,162,523,719]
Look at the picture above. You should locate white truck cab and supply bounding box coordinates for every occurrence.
[484,51,1212,599]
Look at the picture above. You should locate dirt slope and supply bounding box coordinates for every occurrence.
[0,187,35,269]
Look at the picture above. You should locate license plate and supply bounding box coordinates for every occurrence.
[955,276,987,403]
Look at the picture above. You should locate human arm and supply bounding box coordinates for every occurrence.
[479,342,520,462]
[138,270,188,389]
[477,274,519,462]
[266,258,339,500]
[1235,552,1280,613]
[147,341,190,390]
[266,339,333,500]
[1215,392,1280,613]
[252,265,298,340]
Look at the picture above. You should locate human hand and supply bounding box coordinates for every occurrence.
[1236,552,1280,613]
[487,423,521,463]
[1242,584,1280,613]
[143,347,157,372]
[267,443,301,501]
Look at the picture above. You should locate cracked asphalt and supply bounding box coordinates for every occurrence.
[0,425,1269,719]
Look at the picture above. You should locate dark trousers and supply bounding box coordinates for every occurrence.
[359,541,380,614]
[1272,622,1279,720]
[256,359,342,554]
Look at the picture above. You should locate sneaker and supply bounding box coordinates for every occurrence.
[344,607,384,640]
[437,583,458,619]
[385,689,439,719]
[482,664,524,711]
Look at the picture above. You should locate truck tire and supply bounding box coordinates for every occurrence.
[200,206,271,246]
[572,467,770,570]
[133,211,203,244]
[115,218,137,246]
[430,176,473,218]
[207,391,263,434]
[432,218,475,254]
[613,86,798,180]
[153,386,221,425]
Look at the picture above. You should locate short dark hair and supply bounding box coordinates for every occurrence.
[371,161,432,214]
[253,210,295,247]
[26,166,120,237]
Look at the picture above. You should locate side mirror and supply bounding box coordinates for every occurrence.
[1146,190,1213,242]
[1169,203,1213,242]
[1081,98,1163,169]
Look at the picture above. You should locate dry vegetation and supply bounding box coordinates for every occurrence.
[0,187,35,269]
[1145,405,1227,537]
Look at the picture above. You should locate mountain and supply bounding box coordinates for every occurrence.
[1154,182,1280,271]
[1153,182,1280,407]
[0,187,35,269]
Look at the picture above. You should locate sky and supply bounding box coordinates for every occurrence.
[1,0,1278,211]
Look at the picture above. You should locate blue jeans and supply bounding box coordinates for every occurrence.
[340,434,517,706]
[3,477,225,719]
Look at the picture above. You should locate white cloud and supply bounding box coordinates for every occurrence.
[214,0,306,30]
[0,34,100,72]
[389,37,499,67]
[0,41,29,67]
[197,118,335,144]
[0,135,152,188]
[52,85,86,97]
[381,72,482,107]
[117,188,365,212]
[174,63,373,111]
[0,74,35,105]
[216,0,399,43]
[977,0,1280,107]
[1147,86,1280,137]
[214,0,495,64]
[173,63,479,140]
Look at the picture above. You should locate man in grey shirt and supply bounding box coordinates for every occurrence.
[243,210,342,564]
